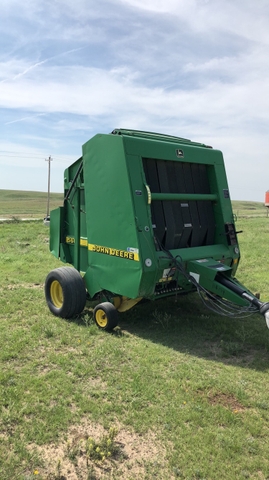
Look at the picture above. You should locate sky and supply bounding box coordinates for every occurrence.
[1,0,269,201]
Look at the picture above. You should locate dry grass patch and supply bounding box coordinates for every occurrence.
[28,419,171,480]
[7,283,43,290]
[207,392,246,412]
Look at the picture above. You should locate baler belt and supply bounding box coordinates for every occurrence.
[142,157,216,249]
[192,163,215,245]
[180,163,203,247]
[157,161,181,249]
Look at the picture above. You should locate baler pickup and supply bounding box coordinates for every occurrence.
[44,129,269,330]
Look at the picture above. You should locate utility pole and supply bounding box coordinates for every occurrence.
[45,156,53,219]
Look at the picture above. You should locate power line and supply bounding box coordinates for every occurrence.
[0,152,73,163]
[0,153,45,158]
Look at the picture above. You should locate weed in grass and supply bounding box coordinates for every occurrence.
[219,339,246,357]
[152,309,172,329]
[43,327,56,338]
[66,438,81,464]
[240,471,250,479]
[60,335,69,346]
[256,401,269,410]
[82,312,93,328]
[86,426,119,464]
[86,466,98,480]
[55,459,63,479]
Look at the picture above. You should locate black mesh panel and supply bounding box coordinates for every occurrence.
[143,158,215,249]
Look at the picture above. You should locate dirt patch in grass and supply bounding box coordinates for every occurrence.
[7,282,43,290]
[27,419,172,479]
[207,392,246,412]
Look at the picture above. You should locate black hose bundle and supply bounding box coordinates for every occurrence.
[161,250,258,319]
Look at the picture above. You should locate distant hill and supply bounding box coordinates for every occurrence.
[0,189,63,219]
[0,189,267,219]
[232,200,267,218]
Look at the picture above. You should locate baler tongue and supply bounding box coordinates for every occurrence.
[187,258,269,326]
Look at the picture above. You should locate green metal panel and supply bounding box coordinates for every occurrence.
[82,134,142,298]
[50,206,73,264]
[124,153,158,297]
[50,207,62,258]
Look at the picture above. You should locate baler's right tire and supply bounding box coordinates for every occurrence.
[93,302,118,331]
[45,267,86,319]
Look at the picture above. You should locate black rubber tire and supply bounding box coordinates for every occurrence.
[93,302,118,331]
[45,267,86,318]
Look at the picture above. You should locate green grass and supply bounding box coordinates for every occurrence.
[1,198,269,479]
[235,217,269,297]
[232,200,268,218]
[0,189,63,218]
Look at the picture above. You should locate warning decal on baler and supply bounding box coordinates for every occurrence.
[88,243,140,261]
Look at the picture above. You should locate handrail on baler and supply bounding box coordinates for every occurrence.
[150,193,218,201]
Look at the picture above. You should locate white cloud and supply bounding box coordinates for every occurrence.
[0,58,268,137]
[0,0,269,199]
[119,0,191,13]
[120,0,269,43]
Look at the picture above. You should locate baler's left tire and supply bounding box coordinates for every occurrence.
[45,267,86,318]
[93,302,118,331]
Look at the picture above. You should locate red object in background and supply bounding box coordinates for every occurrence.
[265,191,269,206]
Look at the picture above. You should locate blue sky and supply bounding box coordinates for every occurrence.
[1,0,269,201]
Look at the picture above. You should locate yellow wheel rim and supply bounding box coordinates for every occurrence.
[50,280,63,308]
[95,309,108,328]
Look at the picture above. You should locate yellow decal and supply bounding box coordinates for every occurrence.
[88,243,139,261]
[65,237,139,262]
[66,236,75,244]
[80,238,88,247]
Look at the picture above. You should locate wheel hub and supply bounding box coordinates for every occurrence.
[50,280,63,308]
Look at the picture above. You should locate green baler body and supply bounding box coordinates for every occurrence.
[50,129,244,306]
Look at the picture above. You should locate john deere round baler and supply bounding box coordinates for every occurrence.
[45,129,269,330]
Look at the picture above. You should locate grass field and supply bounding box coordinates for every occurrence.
[0,190,63,219]
[1,193,269,479]
[232,200,268,218]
